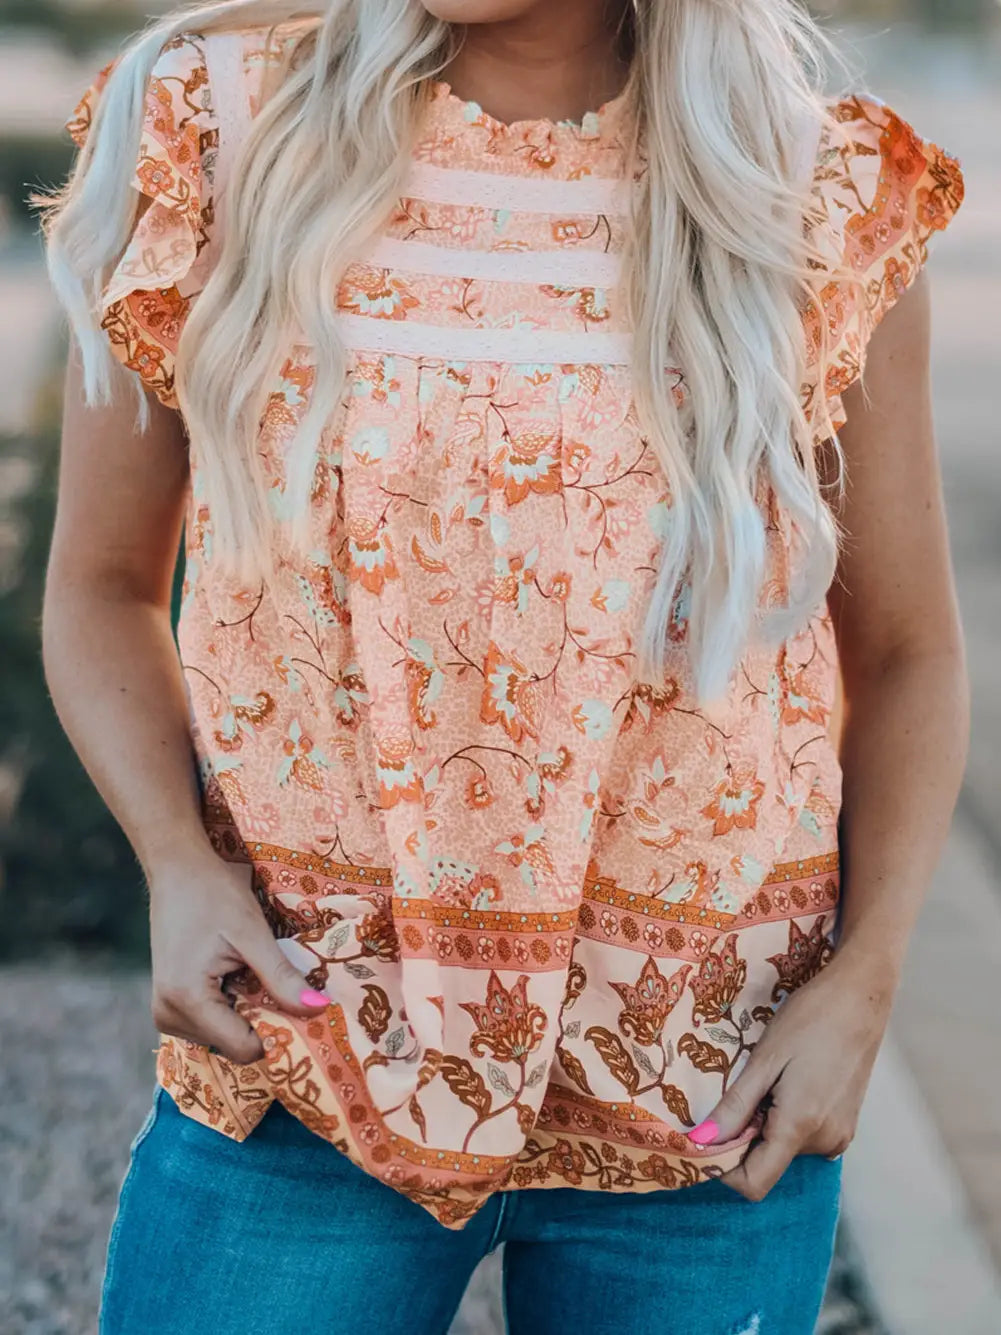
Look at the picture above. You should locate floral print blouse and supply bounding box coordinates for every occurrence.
[66,23,964,1228]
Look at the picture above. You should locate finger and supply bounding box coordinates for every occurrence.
[156,988,266,1065]
[191,998,267,1064]
[689,1050,782,1145]
[722,1121,799,1202]
[232,922,331,1016]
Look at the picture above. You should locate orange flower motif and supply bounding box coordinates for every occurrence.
[480,642,541,743]
[136,287,187,345]
[465,774,494,809]
[551,220,587,243]
[780,663,828,727]
[564,441,591,474]
[538,746,572,786]
[610,958,693,1046]
[294,559,349,628]
[430,868,500,909]
[125,339,166,382]
[540,284,611,324]
[459,971,547,1065]
[689,932,748,1026]
[278,718,330,791]
[575,288,611,324]
[288,757,325,792]
[916,184,951,232]
[337,266,420,320]
[256,1020,295,1063]
[470,872,501,905]
[233,691,277,729]
[635,1153,681,1187]
[623,679,681,732]
[375,728,422,808]
[405,658,439,731]
[679,860,719,905]
[882,255,911,306]
[136,155,175,196]
[548,571,572,602]
[280,358,316,397]
[546,1138,588,1185]
[215,768,247,808]
[528,144,556,171]
[490,429,562,506]
[185,62,208,95]
[345,517,398,595]
[701,768,765,837]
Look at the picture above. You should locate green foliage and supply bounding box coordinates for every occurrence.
[0,0,140,55]
[1,134,75,228]
[0,1,138,223]
[0,370,183,965]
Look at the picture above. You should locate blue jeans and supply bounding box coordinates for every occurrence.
[99,1082,843,1335]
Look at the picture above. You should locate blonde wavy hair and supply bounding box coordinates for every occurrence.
[41,0,853,703]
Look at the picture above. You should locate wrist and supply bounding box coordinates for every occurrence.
[828,932,903,1011]
[138,825,220,887]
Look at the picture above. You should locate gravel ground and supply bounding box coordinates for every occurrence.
[1,960,883,1335]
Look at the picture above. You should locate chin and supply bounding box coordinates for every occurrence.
[420,0,540,21]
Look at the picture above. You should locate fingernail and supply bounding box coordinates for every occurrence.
[688,1118,720,1145]
[300,988,329,1008]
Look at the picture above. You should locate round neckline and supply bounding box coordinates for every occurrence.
[428,76,631,142]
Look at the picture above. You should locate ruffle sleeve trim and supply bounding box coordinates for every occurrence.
[65,32,217,409]
[813,92,965,435]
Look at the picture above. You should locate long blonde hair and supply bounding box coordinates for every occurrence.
[41,0,852,703]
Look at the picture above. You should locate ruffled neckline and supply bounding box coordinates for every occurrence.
[427,76,632,148]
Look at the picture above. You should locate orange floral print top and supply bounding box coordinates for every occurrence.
[66,23,964,1228]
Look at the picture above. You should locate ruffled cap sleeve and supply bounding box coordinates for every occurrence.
[840,94,964,320]
[814,93,964,431]
[65,32,216,409]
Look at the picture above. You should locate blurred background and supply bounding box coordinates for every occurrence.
[1,1,999,1332]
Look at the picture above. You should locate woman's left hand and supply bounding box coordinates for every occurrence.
[693,949,896,1201]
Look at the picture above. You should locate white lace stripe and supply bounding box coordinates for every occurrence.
[173,31,250,300]
[204,30,252,220]
[402,162,640,216]
[362,236,622,289]
[333,313,633,365]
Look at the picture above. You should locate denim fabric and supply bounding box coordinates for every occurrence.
[99,1083,843,1335]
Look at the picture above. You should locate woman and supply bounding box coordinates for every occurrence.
[40,1,967,1331]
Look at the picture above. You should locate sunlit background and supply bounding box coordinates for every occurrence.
[1,2,999,1332]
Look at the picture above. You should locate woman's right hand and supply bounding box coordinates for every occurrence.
[148,846,330,1064]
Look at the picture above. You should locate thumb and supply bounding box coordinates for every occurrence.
[687,1051,778,1146]
[234,926,331,1017]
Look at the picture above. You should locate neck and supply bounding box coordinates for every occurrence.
[440,2,632,126]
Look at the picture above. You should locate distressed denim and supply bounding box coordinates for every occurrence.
[99,1082,842,1335]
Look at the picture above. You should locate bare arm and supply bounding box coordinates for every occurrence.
[694,270,969,1196]
[825,269,969,982]
[43,347,208,873]
[43,348,329,1059]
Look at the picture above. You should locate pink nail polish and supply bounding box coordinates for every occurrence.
[300,987,329,1008]
[688,1118,720,1145]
